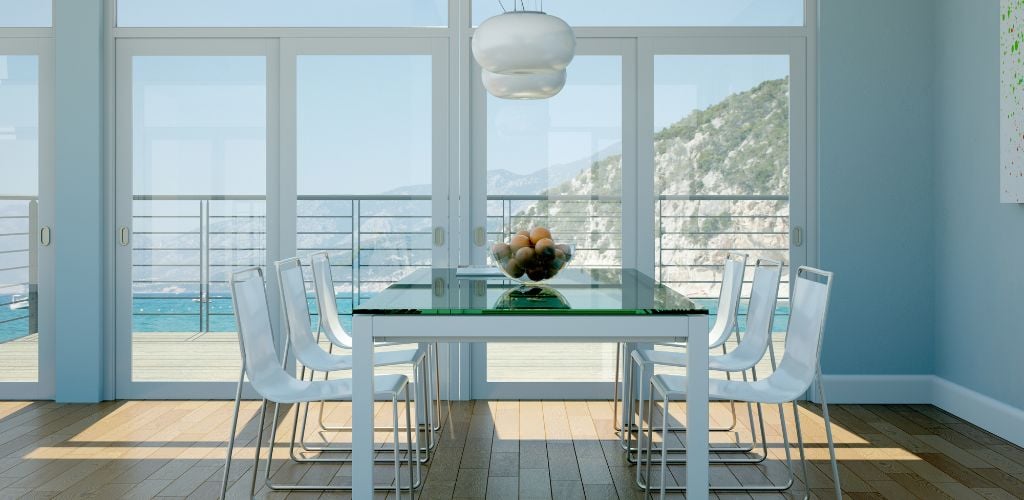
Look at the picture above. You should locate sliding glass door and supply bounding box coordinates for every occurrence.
[281,38,450,380]
[468,36,809,398]
[470,39,635,398]
[646,38,809,376]
[114,40,274,398]
[114,37,449,397]
[0,39,54,399]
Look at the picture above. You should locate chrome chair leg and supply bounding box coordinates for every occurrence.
[219,366,246,500]
[818,370,842,499]
[659,391,669,499]
[792,400,811,500]
[613,342,621,431]
[622,362,758,461]
[629,371,768,465]
[642,389,655,497]
[264,397,422,492]
[636,391,802,495]
[392,393,402,499]
[302,351,440,454]
[288,362,431,463]
[249,399,269,498]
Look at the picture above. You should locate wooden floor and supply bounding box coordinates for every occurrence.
[0,400,1022,499]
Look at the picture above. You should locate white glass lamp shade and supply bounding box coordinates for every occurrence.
[482,69,566,99]
[472,11,575,75]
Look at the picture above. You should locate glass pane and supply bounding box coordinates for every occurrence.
[653,55,791,378]
[472,0,803,27]
[485,55,622,382]
[131,56,266,382]
[0,0,51,27]
[118,0,447,27]
[354,269,703,315]
[0,55,39,382]
[296,54,433,378]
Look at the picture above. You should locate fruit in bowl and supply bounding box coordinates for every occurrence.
[490,226,574,284]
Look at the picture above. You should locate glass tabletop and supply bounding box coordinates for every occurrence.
[353,267,707,316]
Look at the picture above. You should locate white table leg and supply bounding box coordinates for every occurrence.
[351,314,375,499]
[685,316,709,499]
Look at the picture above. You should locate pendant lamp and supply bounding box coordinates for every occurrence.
[481,68,567,100]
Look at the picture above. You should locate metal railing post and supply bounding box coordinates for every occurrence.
[28,199,38,336]
[353,199,360,307]
[201,200,209,333]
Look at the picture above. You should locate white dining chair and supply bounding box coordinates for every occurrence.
[220,267,417,499]
[274,257,430,465]
[627,258,782,472]
[303,251,444,444]
[641,266,841,499]
[616,252,748,445]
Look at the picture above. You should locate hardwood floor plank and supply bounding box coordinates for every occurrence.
[886,471,955,499]
[916,453,998,488]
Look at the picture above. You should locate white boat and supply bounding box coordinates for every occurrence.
[9,294,29,310]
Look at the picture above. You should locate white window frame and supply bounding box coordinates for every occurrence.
[104,0,817,400]
[0,35,56,400]
[112,38,280,399]
[468,37,638,399]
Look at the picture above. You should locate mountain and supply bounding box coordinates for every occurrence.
[515,77,791,295]
[487,142,622,196]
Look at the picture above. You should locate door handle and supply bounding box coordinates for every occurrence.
[433,278,445,297]
[39,226,52,247]
[119,226,131,246]
[792,226,803,247]
[474,227,486,247]
[433,227,445,247]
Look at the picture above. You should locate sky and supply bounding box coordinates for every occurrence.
[1,2,794,196]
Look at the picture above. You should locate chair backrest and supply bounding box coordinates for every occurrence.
[230,267,295,396]
[275,257,327,366]
[722,258,782,364]
[309,251,355,348]
[771,266,834,395]
[709,252,748,345]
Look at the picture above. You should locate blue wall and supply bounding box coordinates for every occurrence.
[818,0,936,375]
[934,0,1024,410]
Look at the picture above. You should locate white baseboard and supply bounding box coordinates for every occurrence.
[819,374,1024,448]
[820,374,935,404]
[932,377,1024,448]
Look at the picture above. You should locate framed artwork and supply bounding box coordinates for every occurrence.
[1002,0,1024,203]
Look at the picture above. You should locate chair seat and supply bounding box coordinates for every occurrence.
[632,348,689,368]
[259,374,408,405]
[650,373,810,405]
[632,348,749,372]
[297,343,428,373]
[632,345,766,374]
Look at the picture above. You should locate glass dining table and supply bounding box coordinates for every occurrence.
[348,267,712,499]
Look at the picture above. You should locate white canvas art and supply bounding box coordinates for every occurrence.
[1002,0,1024,203]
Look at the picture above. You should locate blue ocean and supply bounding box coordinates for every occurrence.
[0,294,788,343]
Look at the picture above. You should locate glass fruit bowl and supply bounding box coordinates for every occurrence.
[489,230,575,284]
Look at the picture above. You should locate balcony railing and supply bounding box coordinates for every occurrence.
[128,193,788,333]
[0,197,38,343]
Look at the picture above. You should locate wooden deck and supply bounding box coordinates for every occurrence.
[0,332,789,383]
[0,399,1022,498]
[0,334,37,383]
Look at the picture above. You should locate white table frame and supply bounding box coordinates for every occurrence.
[350,313,711,500]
